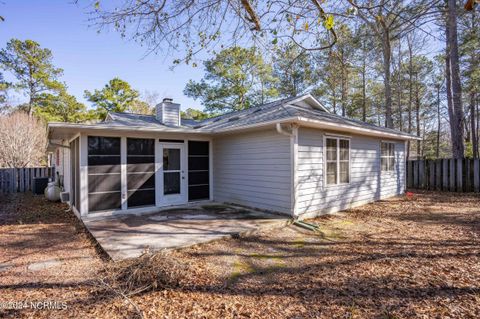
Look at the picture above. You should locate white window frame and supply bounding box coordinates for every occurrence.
[324,135,351,186]
[380,141,395,172]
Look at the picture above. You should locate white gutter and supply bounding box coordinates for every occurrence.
[292,117,420,140]
[48,115,419,141]
[276,122,293,136]
[47,122,211,134]
[215,116,418,140]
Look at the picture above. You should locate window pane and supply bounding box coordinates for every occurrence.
[340,162,349,183]
[164,172,180,194]
[163,149,180,170]
[127,173,155,190]
[381,142,388,156]
[127,189,155,207]
[326,139,337,161]
[188,141,209,156]
[89,174,121,193]
[188,156,209,171]
[381,158,388,171]
[88,192,121,211]
[389,143,395,157]
[88,136,120,155]
[388,157,395,171]
[326,162,337,185]
[127,138,154,155]
[340,139,349,161]
[188,185,210,201]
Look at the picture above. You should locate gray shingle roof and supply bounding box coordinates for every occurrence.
[106,112,199,128]
[102,94,416,139]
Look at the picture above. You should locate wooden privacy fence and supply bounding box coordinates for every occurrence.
[407,158,480,192]
[0,167,55,193]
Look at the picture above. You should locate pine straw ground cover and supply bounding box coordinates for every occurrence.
[1,191,479,318]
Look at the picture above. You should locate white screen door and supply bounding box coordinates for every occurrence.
[159,143,186,205]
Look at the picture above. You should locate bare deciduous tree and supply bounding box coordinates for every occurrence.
[0,112,47,168]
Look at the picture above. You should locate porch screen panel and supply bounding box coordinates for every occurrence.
[188,141,209,201]
[127,138,155,207]
[88,136,121,211]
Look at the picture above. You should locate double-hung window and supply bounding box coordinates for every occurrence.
[381,142,395,171]
[325,137,350,185]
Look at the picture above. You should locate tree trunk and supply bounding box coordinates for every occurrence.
[446,0,465,158]
[469,11,478,158]
[361,39,367,122]
[445,49,457,158]
[407,36,413,160]
[340,49,347,117]
[362,63,366,122]
[436,85,441,158]
[396,40,403,131]
[331,86,337,115]
[471,92,478,158]
[477,97,480,158]
[382,30,394,128]
[415,72,421,158]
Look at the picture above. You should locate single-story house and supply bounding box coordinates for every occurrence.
[48,94,418,220]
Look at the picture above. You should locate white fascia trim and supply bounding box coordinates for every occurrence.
[288,94,330,113]
[48,122,210,134]
[293,117,420,141]
[49,115,419,141]
[215,116,418,140]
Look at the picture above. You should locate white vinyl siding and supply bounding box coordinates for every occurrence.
[213,129,292,214]
[296,127,405,218]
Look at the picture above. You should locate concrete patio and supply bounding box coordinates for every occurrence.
[83,203,289,260]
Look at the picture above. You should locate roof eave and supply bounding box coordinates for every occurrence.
[47,114,420,141]
[47,122,212,134]
[293,117,420,140]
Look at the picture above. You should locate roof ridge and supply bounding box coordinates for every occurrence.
[111,112,155,116]
[197,95,304,124]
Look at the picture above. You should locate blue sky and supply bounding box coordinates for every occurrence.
[0,0,205,110]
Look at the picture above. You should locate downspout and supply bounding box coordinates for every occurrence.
[276,123,298,218]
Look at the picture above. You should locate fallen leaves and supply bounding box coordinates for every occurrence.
[1,191,480,318]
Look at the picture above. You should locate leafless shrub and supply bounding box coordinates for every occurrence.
[93,251,193,319]
[97,252,191,297]
[0,111,47,168]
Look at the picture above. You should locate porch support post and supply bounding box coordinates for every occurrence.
[121,136,127,210]
[155,139,162,207]
[79,134,89,216]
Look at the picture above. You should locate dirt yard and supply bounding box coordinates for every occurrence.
[1,191,479,318]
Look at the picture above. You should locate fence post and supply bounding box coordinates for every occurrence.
[429,160,435,190]
[420,160,426,188]
[474,159,480,193]
[435,159,441,190]
[465,159,471,192]
[444,159,448,191]
[456,159,463,192]
[413,161,418,188]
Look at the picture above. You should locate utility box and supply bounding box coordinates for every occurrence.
[33,177,49,195]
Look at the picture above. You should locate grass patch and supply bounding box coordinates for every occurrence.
[227,260,256,286]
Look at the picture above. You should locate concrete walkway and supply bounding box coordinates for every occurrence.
[83,204,289,260]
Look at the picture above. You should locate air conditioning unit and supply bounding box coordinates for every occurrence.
[60,192,69,203]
